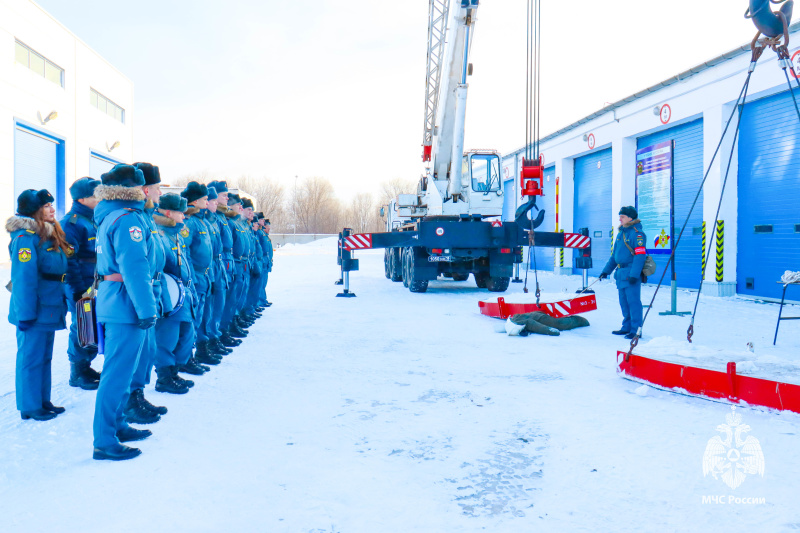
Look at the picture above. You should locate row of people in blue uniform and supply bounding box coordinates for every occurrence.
[6,163,273,462]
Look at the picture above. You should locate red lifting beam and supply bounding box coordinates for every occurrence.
[520,156,544,197]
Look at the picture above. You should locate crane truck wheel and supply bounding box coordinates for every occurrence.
[474,271,489,289]
[486,276,510,292]
[384,249,391,279]
[390,248,403,282]
[408,248,429,293]
[402,248,410,288]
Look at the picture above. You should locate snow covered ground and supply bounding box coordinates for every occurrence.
[1,238,799,532]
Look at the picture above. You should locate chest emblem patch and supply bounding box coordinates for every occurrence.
[180,228,190,238]
[129,226,143,242]
[18,248,32,262]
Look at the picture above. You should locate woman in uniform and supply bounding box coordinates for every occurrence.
[6,189,70,421]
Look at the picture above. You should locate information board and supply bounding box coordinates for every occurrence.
[635,141,673,255]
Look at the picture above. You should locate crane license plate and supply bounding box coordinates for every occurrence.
[428,256,453,262]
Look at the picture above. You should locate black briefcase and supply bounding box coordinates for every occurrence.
[76,292,98,349]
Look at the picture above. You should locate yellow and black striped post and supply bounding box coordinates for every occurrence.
[701,221,706,275]
[715,220,724,282]
[610,226,615,255]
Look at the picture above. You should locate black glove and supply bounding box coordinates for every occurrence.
[18,319,35,331]
[136,316,157,330]
[73,291,85,302]
[628,277,638,285]
[598,272,608,280]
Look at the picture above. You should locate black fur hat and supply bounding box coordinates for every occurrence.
[206,186,218,200]
[227,193,242,206]
[180,181,208,204]
[160,193,187,212]
[101,164,145,187]
[242,198,253,209]
[619,206,638,220]
[69,177,100,201]
[17,189,55,217]
[133,162,161,185]
[207,180,228,193]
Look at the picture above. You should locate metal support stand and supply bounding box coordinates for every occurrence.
[774,281,799,345]
[576,269,594,294]
[659,270,690,316]
[512,263,522,283]
[336,271,356,298]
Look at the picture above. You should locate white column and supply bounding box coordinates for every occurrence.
[701,103,739,297]
[555,156,574,276]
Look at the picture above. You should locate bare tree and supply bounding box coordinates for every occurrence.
[378,177,417,206]
[291,176,341,233]
[170,170,214,189]
[233,175,287,230]
[344,193,377,233]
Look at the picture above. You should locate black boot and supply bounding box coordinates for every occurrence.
[69,360,99,390]
[229,324,248,338]
[139,390,168,415]
[124,390,161,424]
[116,426,152,443]
[195,341,222,365]
[171,366,194,389]
[84,363,101,381]
[612,329,630,335]
[238,316,254,327]
[178,358,207,375]
[93,443,141,461]
[208,338,232,356]
[220,332,241,347]
[155,367,189,395]
[42,401,65,414]
[21,409,57,421]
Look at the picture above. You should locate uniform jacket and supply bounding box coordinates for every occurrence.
[249,224,263,277]
[153,214,195,322]
[602,219,647,289]
[143,200,167,312]
[203,208,227,287]
[6,216,68,330]
[182,207,213,291]
[214,206,234,274]
[94,185,159,323]
[227,210,248,263]
[61,201,97,300]
[258,230,273,273]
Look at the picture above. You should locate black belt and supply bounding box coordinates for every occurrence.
[42,273,66,282]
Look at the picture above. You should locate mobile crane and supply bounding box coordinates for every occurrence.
[338,0,593,293]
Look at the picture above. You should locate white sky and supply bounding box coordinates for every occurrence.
[37,0,757,200]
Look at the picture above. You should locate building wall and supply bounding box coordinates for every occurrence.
[0,0,133,247]
[502,27,800,300]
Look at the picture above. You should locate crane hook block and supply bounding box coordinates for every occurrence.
[747,0,794,39]
[422,144,432,162]
[520,157,544,197]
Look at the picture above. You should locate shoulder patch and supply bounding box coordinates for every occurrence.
[70,214,78,224]
[129,226,143,242]
[18,248,32,262]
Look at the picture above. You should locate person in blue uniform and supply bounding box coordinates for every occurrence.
[256,214,273,309]
[7,189,69,421]
[223,193,250,340]
[180,182,220,365]
[92,164,158,460]
[600,206,647,340]
[241,199,262,323]
[61,177,102,390]
[124,162,168,424]
[207,181,240,349]
[200,186,231,357]
[153,193,202,393]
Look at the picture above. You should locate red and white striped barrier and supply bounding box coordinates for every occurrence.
[491,220,503,228]
[479,294,597,320]
[342,233,373,251]
[563,233,590,249]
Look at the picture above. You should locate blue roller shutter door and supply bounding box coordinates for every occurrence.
[737,90,800,300]
[14,126,59,216]
[637,119,704,289]
[530,166,556,271]
[90,153,116,180]
[573,149,612,277]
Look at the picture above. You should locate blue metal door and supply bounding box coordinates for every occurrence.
[14,125,62,216]
[529,165,556,271]
[573,148,613,277]
[637,119,704,289]
[738,90,800,300]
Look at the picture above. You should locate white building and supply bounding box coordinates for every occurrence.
[0,0,133,243]
[502,23,800,303]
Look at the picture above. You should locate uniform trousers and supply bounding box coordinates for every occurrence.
[93,323,146,448]
[154,318,194,368]
[130,328,156,391]
[15,328,54,412]
[618,280,644,332]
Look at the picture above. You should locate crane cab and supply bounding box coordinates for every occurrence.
[464,150,504,216]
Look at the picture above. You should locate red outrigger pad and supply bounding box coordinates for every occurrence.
[479,294,597,320]
[617,351,800,414]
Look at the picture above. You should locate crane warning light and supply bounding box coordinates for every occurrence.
[422,144,432,162]
[520,157,544,197]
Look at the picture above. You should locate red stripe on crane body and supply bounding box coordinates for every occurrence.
[343,234,373,251]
